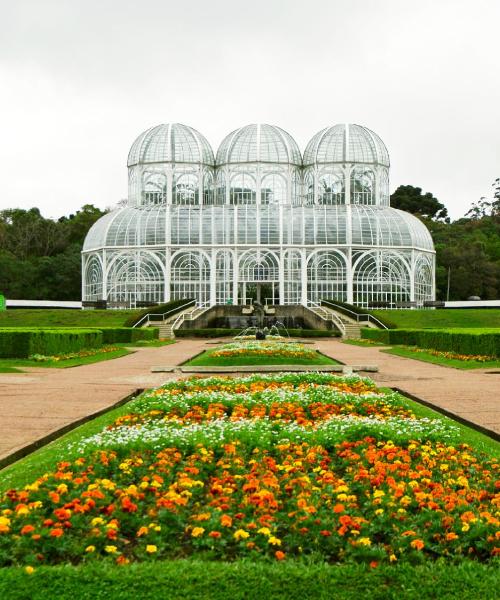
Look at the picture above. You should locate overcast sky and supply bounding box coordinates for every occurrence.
[1,0,499,220]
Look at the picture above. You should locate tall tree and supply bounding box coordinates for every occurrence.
[390,185,449,221]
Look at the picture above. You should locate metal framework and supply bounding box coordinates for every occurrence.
[82,123,435,308]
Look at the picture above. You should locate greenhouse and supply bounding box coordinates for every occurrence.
[82,123,435,308]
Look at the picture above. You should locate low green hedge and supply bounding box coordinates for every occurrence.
[361,328,500,357]
[123,299,195,327]
[0,329,103,358]
[97,327,159,344]
[175,328,339,338]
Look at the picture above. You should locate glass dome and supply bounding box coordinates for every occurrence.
[127,123,215,167]
[83,207,166,250]
[217,124,302,165]
[303,124,390,167]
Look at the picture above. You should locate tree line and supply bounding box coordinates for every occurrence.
[0,183,499,301]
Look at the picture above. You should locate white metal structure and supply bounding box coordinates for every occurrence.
[82,123,435,308]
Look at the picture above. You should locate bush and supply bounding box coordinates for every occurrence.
[123,299,195,327]
[0,328,103,358]
[175,328,339,338]
[361,328,500,357]
[97,327,159,344]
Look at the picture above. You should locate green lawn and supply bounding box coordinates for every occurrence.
[0,309,141,328]
[0,348,132,373]
[371,309,500,329]
[342,339,388,347]
[382,346,500,370]
[0,559,498,600]
[184,350,338,367]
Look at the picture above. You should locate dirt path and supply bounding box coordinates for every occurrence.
[315,339,499,437]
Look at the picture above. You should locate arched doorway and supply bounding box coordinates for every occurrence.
[238,250,279,305]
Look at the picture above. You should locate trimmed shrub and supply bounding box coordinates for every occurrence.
[97,327,159,344]
[175,328,339,339]
[361,328,500,357]
[123,299,195,328]
[0,329,103,358]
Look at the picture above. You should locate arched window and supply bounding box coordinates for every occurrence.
[84,256,103,301]
[353,251,411,308]
[230,172,256,205]
[380,169,389,206]
[260,173,287,205]
[307,251,347,303]
[143,172,167,205]
[239,251,279,282]
[106,251,165,307]
[173,173,199,205]
[414,254,433,306]
[318,171,345,205]
[350,168,375,205]
[171,251,210,304]
[304,171,314,205]
[203,171,215,205]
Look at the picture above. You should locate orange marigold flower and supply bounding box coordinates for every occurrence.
[50,528,64,538]
[333,504,345,514]
[220,515,232,527]
[445,532,459,541]
[209,531,221,538]
[410,539,424,550]
[275,550,286,561]
[320,530,332,537]
[21,525,35,535]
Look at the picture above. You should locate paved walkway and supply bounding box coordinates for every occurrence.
[0,338,498,465]
[315,339,500,436]
[0,340,208,463]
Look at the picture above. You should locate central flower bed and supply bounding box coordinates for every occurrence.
[185,342,338,366]
[0,373,498,568]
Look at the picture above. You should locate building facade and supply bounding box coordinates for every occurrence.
[82,123,435,308]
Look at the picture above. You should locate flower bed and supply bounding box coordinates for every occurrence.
[0,373,498,568]
[210,341,318,360]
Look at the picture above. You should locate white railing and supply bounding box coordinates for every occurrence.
[132,300,196,329]
[307,302,346,336]
[171,301,211,332]
[321,301,388,330]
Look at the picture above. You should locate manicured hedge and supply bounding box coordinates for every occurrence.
[0,329,103,358]
[361,328,500,357]
[97,327,159,344]
[123,299,195,327]
[175,328,339,338]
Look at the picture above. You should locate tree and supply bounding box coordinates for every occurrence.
[390,185,449,221]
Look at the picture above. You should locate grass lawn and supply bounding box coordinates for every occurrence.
[382,346,500,370]
[0,348,132,373]
[0,559,498,600]
[342,339,388,347]
[184,350,338,366]
[0,309,141,328]
[371,308,500,329]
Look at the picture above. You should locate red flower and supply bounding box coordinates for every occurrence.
[50,528,64,538]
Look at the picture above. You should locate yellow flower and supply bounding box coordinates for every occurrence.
[25,566,35,575]
[389,554,397,562]
[462,523,470,532]
[373,490,385,498]
[258,527,271,536]
[191,527,205,538]
[85,545,96,553]
[233,529,250,540]
[357,537,371,546]
[268,536,282,546]
[146,544,157,553]
[91,517,104,526]
[105,545,118,554]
